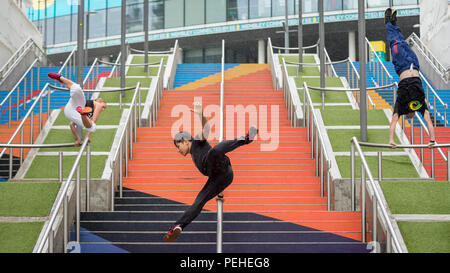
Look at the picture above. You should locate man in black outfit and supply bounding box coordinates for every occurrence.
[163,102,258,242]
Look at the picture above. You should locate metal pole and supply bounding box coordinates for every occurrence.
[59,151,63,183]
[44,0,47,51]
[361,165,366,243]
[351,143,355,211]
[86,143,91,211]
[144,0,149,73]
[318,0,325,105]
[120,0,127,97]
[77,0,84,85]
[76,164,80,242]
[284,0,289,54]
[378,151,382,182]
[298,0,302,72]
[358,0,368,141]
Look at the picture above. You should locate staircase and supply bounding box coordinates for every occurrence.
[77,64,368,253]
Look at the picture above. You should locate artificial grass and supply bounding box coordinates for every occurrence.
[380,180,450,214]
[286,66,320,77]
[99,85,149,104]
[397,222,450,253]
[327,129,401,152]
[126,66,160,77]
[0,222,44,253]
[25,155,107,179]
[335,155,419,179]
[0,182,60,217]
[131,55,168,65]
[41,129,116,152]
[297,78,348,104]
[53,106,125,126]
[278,55,316,64]
[321,109,389,126]
[103,77,152,89]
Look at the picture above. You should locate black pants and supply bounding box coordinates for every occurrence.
[175,138,247,229]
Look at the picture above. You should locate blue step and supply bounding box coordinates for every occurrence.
[0,66,111,125]
[73,188,370,253]
[173,64,240,88]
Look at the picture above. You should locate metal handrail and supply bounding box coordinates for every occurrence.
[147,58,165,127]
[307,83,395,92]
[216,39,225,254]
[350,137,404,253]
[108,52,122,78]
[272,42,319,52]
[407,32,449,82]
[113,83,141,202]
[97,59,161,67]
[303,82,332,210]
[324,48,338,78]
[0,48,77,166]
[35,137,91,253]
[281,58,303,127]
[285,58,349,66]
[0,38,46,82]
[130,48,174,55]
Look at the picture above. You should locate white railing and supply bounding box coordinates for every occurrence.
[407,32,450,82]
[34,138,91,253]
[303,82,333,210]
[280,58,303,127]
[165,40,181,90]
[0,38,46,83]
[0,48,77,176]
[216,39,225,254]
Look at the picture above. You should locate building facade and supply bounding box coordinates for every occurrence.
[27,0,420,64]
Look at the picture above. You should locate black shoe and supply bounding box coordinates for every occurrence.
[245,126,258,144]
[391,9,397,25]
[384,8,392,25]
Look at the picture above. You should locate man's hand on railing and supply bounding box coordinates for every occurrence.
[389,139,397,149]
[428,139,436,148]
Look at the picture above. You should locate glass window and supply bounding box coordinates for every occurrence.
[71,13,77,42]
[272,0,295,17]
[44,18,54,45]
[393,0,418,5]
[149,0,164,30]
[324,0,342,11]
[303,0,318,13]
[165,0,184,29]
[367,0,389,8]
[88,9,106,39]
[184,48,203,63]
[185,0,205,26]
[249,0,271,19]
[205,47,222,63]
[343,0,358,10]
[227,0,249,21]
[107,7,121,36]
[54,16,71,44]
[127,1,144,33]
[206,0,226,24]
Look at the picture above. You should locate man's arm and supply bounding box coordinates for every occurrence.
[423,110,436,146]
[389,113,399,148]
[193,103,210,141]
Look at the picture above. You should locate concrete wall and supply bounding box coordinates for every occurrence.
[0,0,42,68]
[420,0,450,69]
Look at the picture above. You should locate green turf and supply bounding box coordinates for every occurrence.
[0,222,44,253]
[126,66,160,77]
[103,77,152,89]
[99,85,149,104]
[0,182,60,217]
[397,222,450,253]
[297,77,348,103]
[25,155,107,179]
[286,66,319,77]
[380,180,450,214]
[41,129,116,152]
[321,109,389,126]
[131,55,168,65]
[53,106,125,126]
[335,155,419,178]
[327,129,401,152]
[278,55,316,64]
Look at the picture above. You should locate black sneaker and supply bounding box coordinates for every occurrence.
[391,9,397,25]
[163,225,182,242]
[245,126,258,144]
[384,8,392,25]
